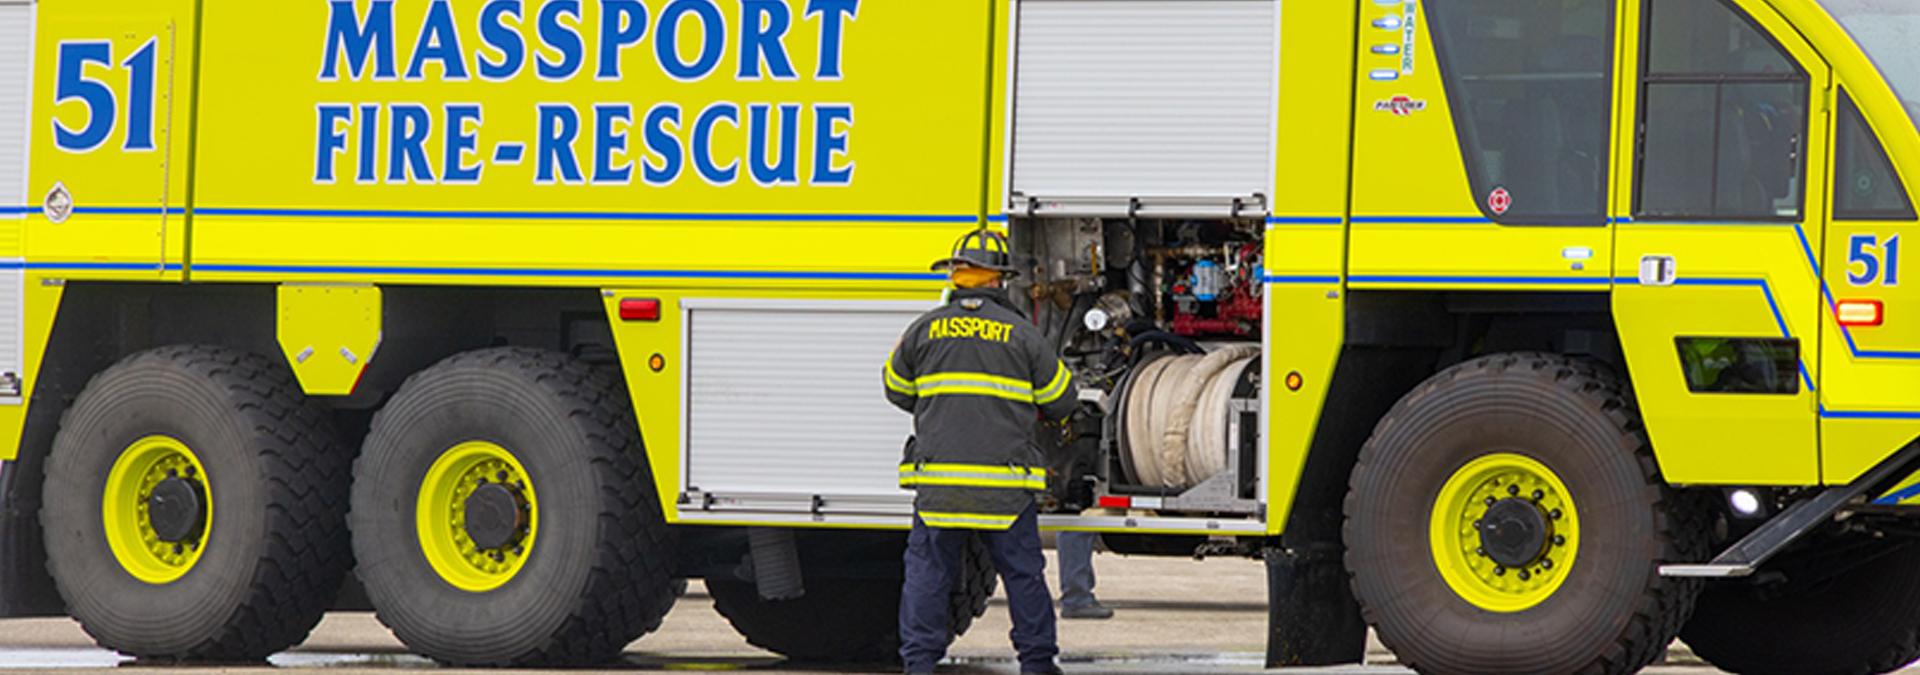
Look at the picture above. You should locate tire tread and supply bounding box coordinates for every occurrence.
[45,345,351,662]
[357,347,675,667]
[1344,352,1707,675]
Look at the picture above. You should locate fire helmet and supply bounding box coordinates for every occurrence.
[930,228,1019,275]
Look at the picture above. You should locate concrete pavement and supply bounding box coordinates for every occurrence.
[0,551,1911,674]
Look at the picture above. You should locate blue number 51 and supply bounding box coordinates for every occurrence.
[1849,233,1902,286]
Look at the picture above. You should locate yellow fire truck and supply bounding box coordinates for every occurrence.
[6,0,1920,673]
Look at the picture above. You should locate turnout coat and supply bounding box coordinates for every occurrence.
[883,287,1078,529]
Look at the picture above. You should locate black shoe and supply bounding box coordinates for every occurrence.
[1021,664,1064,675]
[1060,601,1114,620]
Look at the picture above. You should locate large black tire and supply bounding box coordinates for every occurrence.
[349,348,676,666]
[1681,540,1920,675]
[1344,353,1706,675]
[40,346,351,661]
[707,534,996,663]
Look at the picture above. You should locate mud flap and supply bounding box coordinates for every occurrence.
[1265,543,1366,667]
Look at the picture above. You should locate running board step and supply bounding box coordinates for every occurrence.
[1660,438,1920,578]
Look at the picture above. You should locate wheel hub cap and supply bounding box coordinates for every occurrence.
[102,435,212,584]
[1478,497,1549,568]
[461,481,527,550]
[1429,452,1581,613]
[146,476,207,543]
[417,441,539,592]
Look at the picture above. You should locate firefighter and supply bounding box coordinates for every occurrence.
[885,228,1078,675]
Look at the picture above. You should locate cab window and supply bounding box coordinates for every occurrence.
[1428,0,1613,225]
[1635,0,1809,221]
[1834,90,1916,220]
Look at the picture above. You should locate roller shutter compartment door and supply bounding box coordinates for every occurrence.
[683,300,926,507]
[1009,0,1277,218]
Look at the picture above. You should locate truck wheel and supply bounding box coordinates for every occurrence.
[349,348,675,666]
[1681,541,1920,675]
[40,346,351,661]
[707,534,996,662]
[1345,353,1705,675]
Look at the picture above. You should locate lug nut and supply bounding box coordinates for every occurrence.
[1549,509,1562,520]
[497,471,510,481]
[1541,558,1554,569]
[1518,569,1531,581]
[1475,547,1485,557]
[185,467,196,477]
[1495,567,1506,576]
[1531,490,1545,501]
[1485,497,1497,506]
[173,544,183,555]
[1507,485,1520,496]
[1552,535,1566,546]
[167,469,178,478]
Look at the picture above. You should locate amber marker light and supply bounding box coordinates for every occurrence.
[1837,299,1884,327]
[648,354,666,372]
[1285,371,1304,391]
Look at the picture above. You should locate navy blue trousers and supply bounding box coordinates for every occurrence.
[899,504,1058,673]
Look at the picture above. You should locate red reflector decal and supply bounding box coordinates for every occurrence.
[619,298,662,321]
[1838,299,1883,327]
[1096,495,1130,509]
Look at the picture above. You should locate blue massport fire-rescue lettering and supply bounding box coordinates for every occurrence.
[313,0,860,188]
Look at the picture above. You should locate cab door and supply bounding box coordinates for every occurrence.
[1817,85,1920,484]
[1610,0,1830,484]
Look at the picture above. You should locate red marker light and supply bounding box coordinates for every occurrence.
[1097,495,1131,509]
[619,298,662,321]
[1838,299,1884,327]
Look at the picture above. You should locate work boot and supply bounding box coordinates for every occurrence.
[1059,600,1113,620]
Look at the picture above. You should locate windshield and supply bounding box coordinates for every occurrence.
[1819,0,1920,135]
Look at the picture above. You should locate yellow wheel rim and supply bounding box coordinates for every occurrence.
[416,441,538,592]
[1429,453,1580,613]
[102,435,211,584]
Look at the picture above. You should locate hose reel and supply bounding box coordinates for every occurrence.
[1115,345,1260,490]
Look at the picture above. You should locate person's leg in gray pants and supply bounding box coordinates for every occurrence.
[1056,531,1112,619]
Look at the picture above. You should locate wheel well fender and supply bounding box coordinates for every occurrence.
[1279,290,1624,547]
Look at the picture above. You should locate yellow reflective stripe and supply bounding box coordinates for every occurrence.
[899,463,1047,489]
[1034,360,1071,405]
[900,475,1048,489]
[902,476,1046,489]
[901,463,1047,477]
[884,355,916,396]
[916,383,1032,403]
[914,372,1033,403]
[919,511,1018,529]
[916,372,1032,392]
